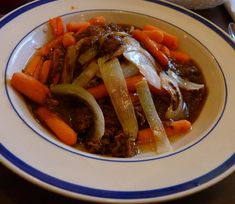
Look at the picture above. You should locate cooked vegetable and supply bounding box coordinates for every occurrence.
[137,128,155,144]
[135,79,172,153]
[39,35,63,56]
[143,24,179,50]
[50,84,105,141]
[99,57,138,140]
[49,16,64,36]
[61,45,77,83]
[66,22,90,32]
[160,71,186,119]
[39,60,52,83]
[11,72,49,104]
[170,50,191,64]
[143,30,164,43]
[35,106,77,145]
[138,119,192,144]
[62,32,76,48]
[88,16,106,25]
[73,60,99,87]
[86,74,166,99]
[132,29,169,66]
[23,55,42,77]
[120,62,139,78]
[164,120,192,137]
[78,46,98,65]
[167,70,204,90]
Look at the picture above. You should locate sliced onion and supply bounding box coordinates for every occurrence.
[73,60,99,87]
[122,36,161,89]
[135,79,172,153]
[50,84,105,141]
[124,51,161,89]
[98,57,138,140]
[167,70,204,90]
[121,62,139,78]
[160,71,186,120]
[61,45,77,83]
[123,36,156,66]
[78,46,97,65]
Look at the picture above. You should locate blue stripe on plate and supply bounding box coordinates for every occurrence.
[1,144,234,199]
[0,0,56,29]
[1,0,234,200]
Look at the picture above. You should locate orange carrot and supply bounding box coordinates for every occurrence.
[87,75,167,99]
[76,22,91,34]
[143,24,178,50]
[39,60,52,83]
[88,16,106,25]
[87,83,108,99]
[132,29,169,66]
[159,44,171,57]
[62,32,76,48]
[35,106,77,145]
[125,75,144,92]
[170,50,191,64]
[149,84,168,95]
[143,24,161,32]
[87,75,143,99]
[33,57,44,79]
[49,16,64,36]
[143,30,164,43]
[137,128,155,144]
[137,120,192,144]
[23,55,42,76]
[162,32,178,50]
[66,21,90,32]
[11,72,49,104]
[164,120,192,137]
[51,72,61,85]
[39,35,63,56]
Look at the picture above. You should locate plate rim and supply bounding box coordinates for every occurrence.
[0,0,234,203]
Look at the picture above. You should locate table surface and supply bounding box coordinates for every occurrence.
[1,1,234,204]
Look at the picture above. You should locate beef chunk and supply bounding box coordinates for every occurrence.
[98,34,123,57]
[85,132,138,157]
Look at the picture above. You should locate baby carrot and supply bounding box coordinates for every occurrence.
[35,106,77,146]
[143,24,179,50]
[23,55,42,76]
[11,72,49,104]
[170,50,191,64]
[33,57,44,79]
[143,30,164,43]
[87,75,167,99]
[66,22,90,33]
[143,24,161,31]
[132,29,169,66]
[164,120,192,137]
[162,32,178,50]
[88,16,106,25]
[62,32,76,48]
[137,120,192,144]
[39,60,52,83]
[87,83,108,99]
[49,16,64,36]
[159,44,171,57]
[39,35,63,56]
[137,128,155,144]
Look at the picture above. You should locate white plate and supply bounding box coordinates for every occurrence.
[0,0,234,203]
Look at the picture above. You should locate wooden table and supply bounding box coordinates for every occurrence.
[1,2,234,204]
